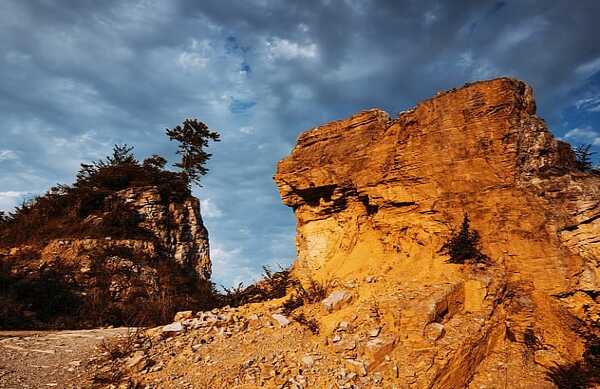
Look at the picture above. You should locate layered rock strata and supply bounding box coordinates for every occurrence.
[274,77,600,387]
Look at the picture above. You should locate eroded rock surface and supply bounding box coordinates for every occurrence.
[274,77,600,387]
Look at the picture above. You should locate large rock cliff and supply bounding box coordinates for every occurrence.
[274,78,600,387]
[0,186,211,329]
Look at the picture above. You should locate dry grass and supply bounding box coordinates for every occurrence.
[219,265,293,308]
[292,313,320,334]
[282,278,332,315]
[92,328,151,387]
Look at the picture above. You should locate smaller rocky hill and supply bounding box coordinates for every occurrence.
[0,146,212,329]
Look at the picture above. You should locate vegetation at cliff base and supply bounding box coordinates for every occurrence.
[547,335,600,389]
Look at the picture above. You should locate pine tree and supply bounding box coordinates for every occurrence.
[166,119,221,187]
[441,214,487,264]
[574,144,595,172]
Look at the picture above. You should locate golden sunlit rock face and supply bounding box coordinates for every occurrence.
[275,77,600,387]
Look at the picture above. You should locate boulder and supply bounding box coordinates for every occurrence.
[174,311,194,322]
[424,323,445,342]
[271,313,291,327]
[162,322,184,334]
[322,290,353,313]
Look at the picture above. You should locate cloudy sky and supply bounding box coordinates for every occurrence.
[1,0,599,286]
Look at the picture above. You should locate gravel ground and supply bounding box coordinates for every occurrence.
[0,328,131,389]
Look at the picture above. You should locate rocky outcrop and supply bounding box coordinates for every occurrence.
[274,78,600,387]
[0,186,211,329]
[111,186,211,280]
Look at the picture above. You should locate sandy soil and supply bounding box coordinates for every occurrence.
[0,328,131,389]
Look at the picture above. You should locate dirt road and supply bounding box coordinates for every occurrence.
[0,328,131,389]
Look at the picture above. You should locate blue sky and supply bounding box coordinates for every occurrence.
[1,1,599,287]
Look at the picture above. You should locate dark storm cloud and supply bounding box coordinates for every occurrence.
[1,0,600,285]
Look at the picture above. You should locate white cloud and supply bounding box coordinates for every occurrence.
[496,17,548,51]
[44,77,108,117]
[457,51,500,79]
[210,244,241,269]
[177,52,209,70]
[423,5,442,27]
[564,127,600,145]
[266,38,318,61]
[575,96,600,112]
[239,126,255,135]
[200,198,223,219]
[0,191,29,211]
[424,10,438,26]
[0,149,17,161]
[176,39,212,70]
[298,23,310,33]
[210,243,261,287]
[576,56,600,78]
[290,84,313,100]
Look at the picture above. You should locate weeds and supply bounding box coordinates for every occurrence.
[548,362,592,389]
[0,262,81,329]
[282,278,331,315]
[219,265,293,308]
[292,313,320,334]
[221,283,248,307]
[523,327,543,350]
[574,144,596,173]
[93,328,151,387]
[369,300,382,322]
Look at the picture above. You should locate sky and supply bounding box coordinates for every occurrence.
[1,0,600,287]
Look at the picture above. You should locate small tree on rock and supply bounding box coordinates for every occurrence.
[106,144,137,165]
[574,144,595,172]
[143,154,167,170]
[441,214,487,264]
[166,119,221,187]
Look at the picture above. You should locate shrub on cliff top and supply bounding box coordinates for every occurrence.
[0,145,183,247]
[441,214,488,264]
[0,118,220,248]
